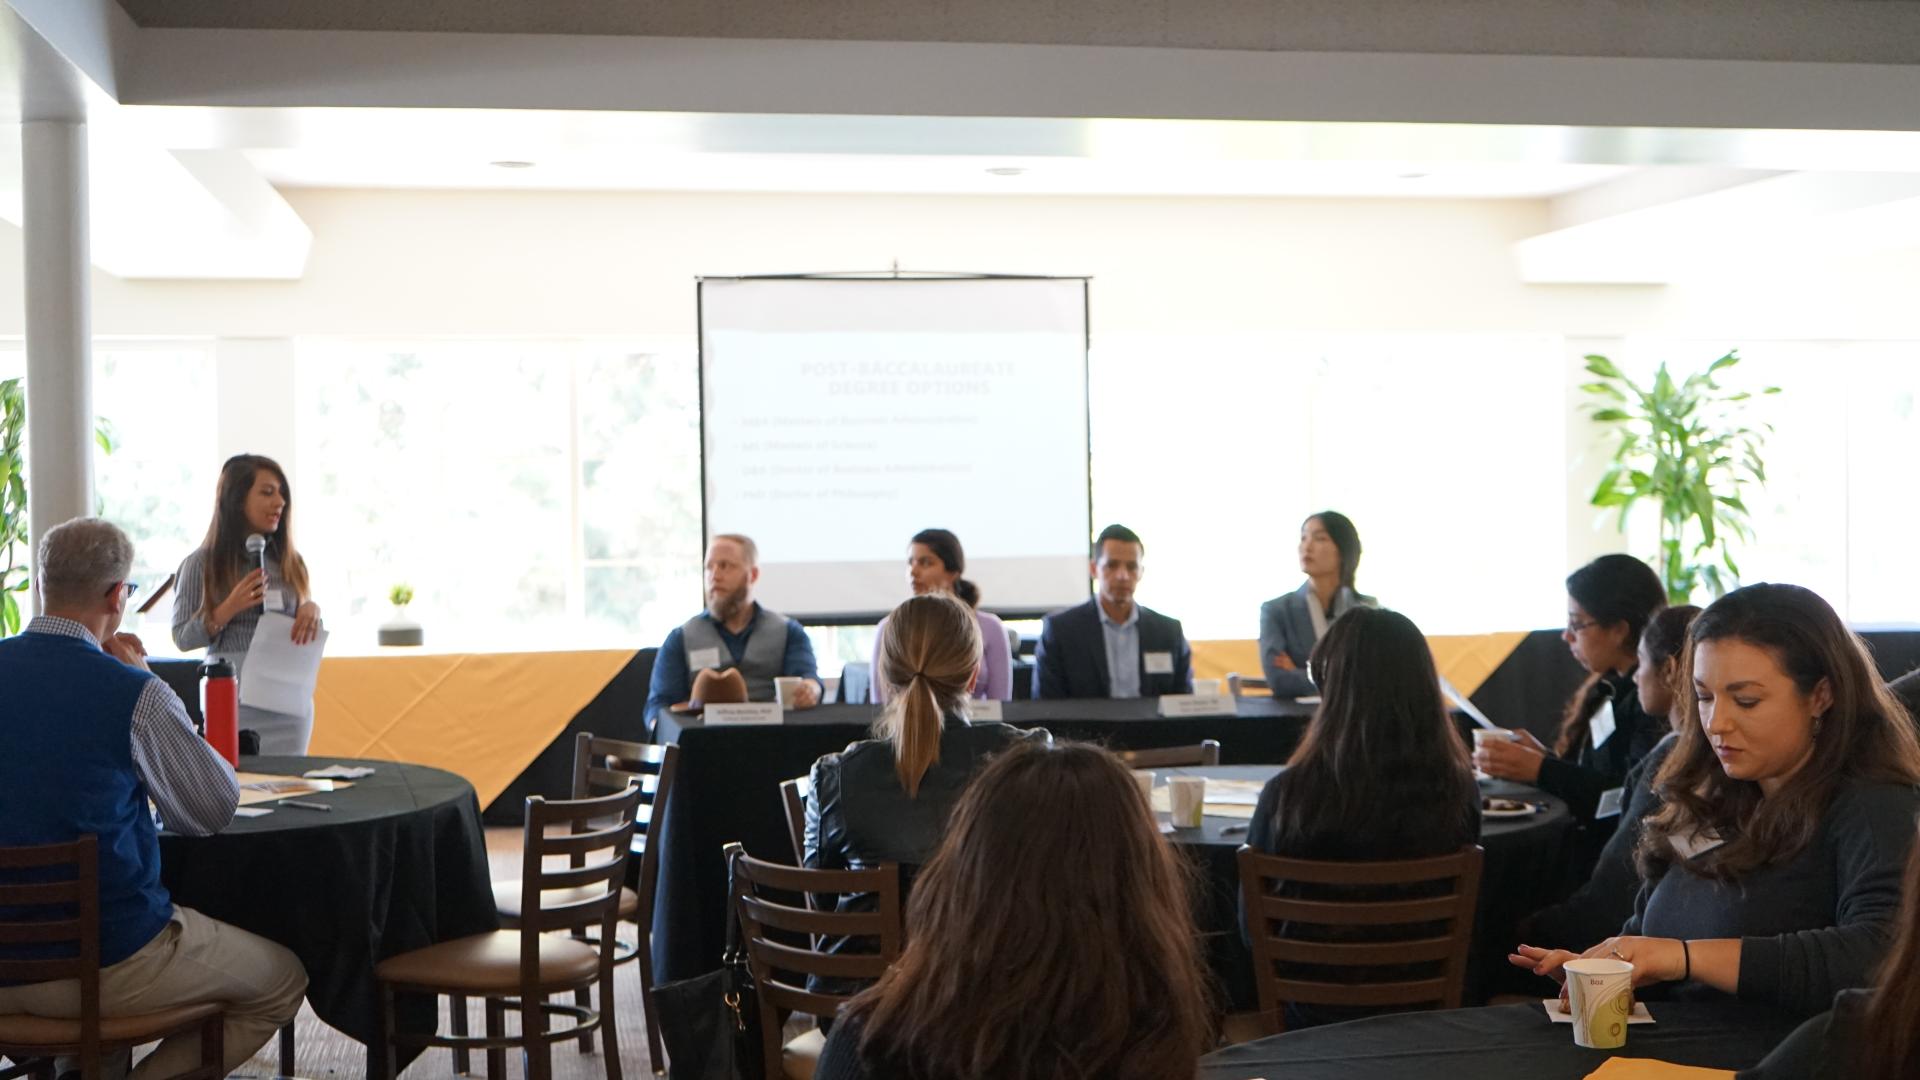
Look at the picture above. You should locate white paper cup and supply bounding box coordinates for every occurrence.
[1192,678,1224,698]
[1472,728,1519,752]
[1563,958,1634,1049]
[1168,776,1205,828]
[1131,770,1155,802]
[774,676,804,708]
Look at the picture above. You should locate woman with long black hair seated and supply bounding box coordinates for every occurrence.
[1521,603,1702,953]
[1740,824,1920,1079]
[814,742,1216,1080]
[806,592,1046,993]
[1511,583,1920,1019]
[1245,606,1481,1029]
[1476,555,1667,847]
[1258,511,1376,697]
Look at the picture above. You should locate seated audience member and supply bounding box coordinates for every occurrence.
[1739,826,1920,1080]
[1477,554,1667,888]
[1511,583,1920,1019]
[870,529,1013,704]
[1258,510,1376,697]
[1032,524,1192,699]
[0,518,308,1078]
[1889,666,1920,725]
[1244,607,1481,1029]
[644,533,822,728]
[807,593,1046,992]
[1521,604,1703,953]
[814,742,1215,1080]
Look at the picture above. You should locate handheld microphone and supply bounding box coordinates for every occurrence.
[245,533,268,611]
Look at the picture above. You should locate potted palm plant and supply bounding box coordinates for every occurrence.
[1581,351,1780,604]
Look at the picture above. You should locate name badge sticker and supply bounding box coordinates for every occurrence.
[1144,651,1175,675]
[1588,698,1617,749]
[966,699,1004,721]
[687,646,722,672]
[1595,786,1625,819]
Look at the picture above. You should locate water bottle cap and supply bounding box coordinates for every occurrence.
[201,658,235,679]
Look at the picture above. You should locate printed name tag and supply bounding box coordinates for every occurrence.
[704,703,783,726]
[1157,694,1236,718]
[1143,651,1175,675]
[1588,698,1617,748]
[263,588,285,613]
[1595,786,1626,819]
[1669,828,1726,862]
[687,647,722,672]
[966,699,1004,721]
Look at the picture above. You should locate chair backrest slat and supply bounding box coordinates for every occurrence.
[572,733,679,921]
[519,786,644,955]
[1237,844,1484,1027]
[0,835,103,1071]
[778,777,808,867]
[1117,740,1221,769]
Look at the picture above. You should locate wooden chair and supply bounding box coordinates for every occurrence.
[483,734,677,1074]
[0,836,225,1080]
[1226,673,1271,699]
[1117,740,1221,769]
[726,843,902,1080]
[375,784,643,1080]
[778,776,809,866]
[1237,844,1484,1035]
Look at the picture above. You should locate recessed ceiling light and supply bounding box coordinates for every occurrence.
[986,167,1027,177]
[490,160,536,169]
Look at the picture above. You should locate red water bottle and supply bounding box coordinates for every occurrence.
[201,659,239,766]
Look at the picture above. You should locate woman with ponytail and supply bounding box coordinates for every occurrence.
[869,528,1013,703]
[807,593,1046,996]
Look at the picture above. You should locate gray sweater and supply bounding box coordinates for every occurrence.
[1624,780,1920,1017]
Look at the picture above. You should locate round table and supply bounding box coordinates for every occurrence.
[158,755,498,1073]
[1149,765,1574,1008]
[1198,1000,1803,1078]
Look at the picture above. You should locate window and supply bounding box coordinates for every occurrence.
[294,339,701,650]
[1090,333,1567,638]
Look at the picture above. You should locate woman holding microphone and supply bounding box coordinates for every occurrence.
[172,454,322,754]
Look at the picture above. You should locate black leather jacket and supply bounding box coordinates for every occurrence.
[803,715,1046,994]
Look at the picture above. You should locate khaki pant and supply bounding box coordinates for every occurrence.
[0,905,307,1078]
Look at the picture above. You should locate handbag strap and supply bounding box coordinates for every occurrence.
[722,845,747,967]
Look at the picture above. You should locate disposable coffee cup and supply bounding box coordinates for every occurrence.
[1563,957,1634,1049]
[1131,770,1155,802]
[1168,776,1205,828]
[1472,728,1519,752]
[774,676,804,708]
[1192,678,1224,698]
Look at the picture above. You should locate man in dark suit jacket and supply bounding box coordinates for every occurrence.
[1033,524,1193,699]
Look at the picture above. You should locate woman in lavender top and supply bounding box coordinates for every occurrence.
[870,529,1012,704]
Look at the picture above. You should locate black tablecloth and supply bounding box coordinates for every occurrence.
[1152,765,1573,1010]
[1199,1000,1803,1078]
[158,755,498,1071]
[650,698,1315,982]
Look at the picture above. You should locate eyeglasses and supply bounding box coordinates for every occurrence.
[105,581,141,599]
[1566,616,1598,634]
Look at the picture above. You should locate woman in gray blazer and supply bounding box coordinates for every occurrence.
[1258,510,1375,697]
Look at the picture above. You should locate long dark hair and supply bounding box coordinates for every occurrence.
[198,454,309,625]
[1861,829,1920,1078]
[1557,554,1666,755]
[844,742,1216,1080]
[911,528,980,609]
[1640,583,1920,882]
[874,593,981,797]
[1306,511,1362,592]
[1273,608,1476,851]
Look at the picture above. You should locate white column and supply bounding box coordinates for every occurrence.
[22,120,93,614]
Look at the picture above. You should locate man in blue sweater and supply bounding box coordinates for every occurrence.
[0,518,307,1078]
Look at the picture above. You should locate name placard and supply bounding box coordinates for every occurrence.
[704,703,785,726]
[1157,694,1237,718]
[965,699,1004,721]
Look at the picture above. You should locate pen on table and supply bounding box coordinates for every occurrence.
[1221,823,1249,834]
[280,799,332,812]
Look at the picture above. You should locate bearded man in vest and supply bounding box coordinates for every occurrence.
[644,533,823,730]
[0,517,307,1078]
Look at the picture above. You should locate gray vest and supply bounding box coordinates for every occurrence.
[679,604,791,702]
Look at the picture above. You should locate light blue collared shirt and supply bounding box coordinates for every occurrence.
[1098,601,1142,700]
